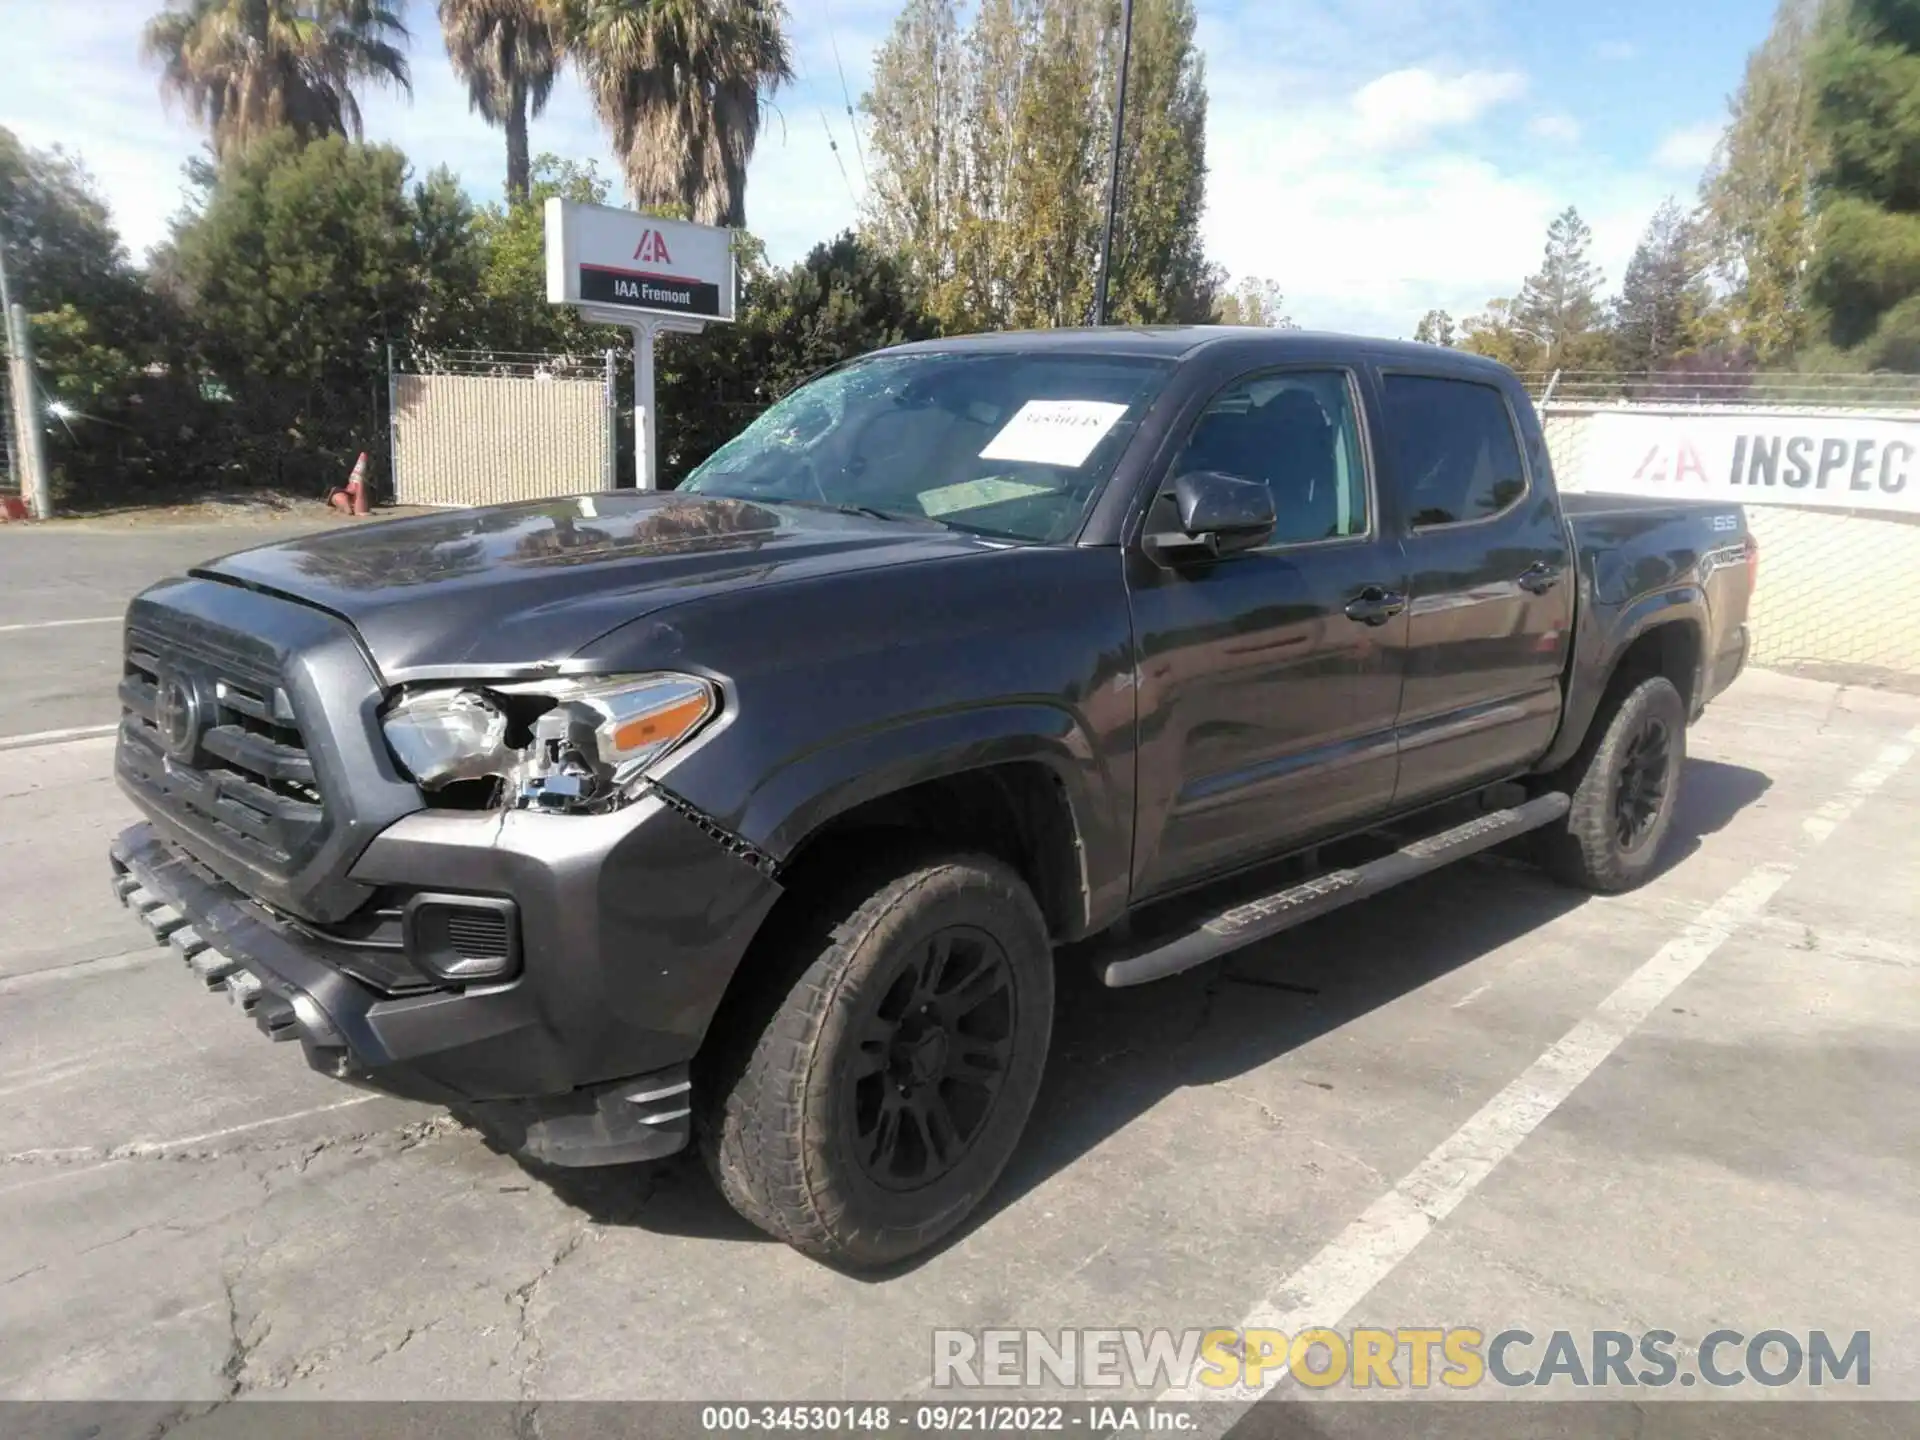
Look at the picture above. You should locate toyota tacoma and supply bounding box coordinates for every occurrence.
[109,328,1754,1267]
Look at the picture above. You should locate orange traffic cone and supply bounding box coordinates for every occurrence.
[328,453,371,516]
[345,452,370,516]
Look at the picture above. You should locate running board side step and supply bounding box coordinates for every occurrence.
[1101,792,1571,988]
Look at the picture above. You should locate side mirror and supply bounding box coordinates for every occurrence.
[1147,470,1276,564]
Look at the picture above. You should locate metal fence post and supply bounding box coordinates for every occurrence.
[386,343,400,506]
[604,348,617,491]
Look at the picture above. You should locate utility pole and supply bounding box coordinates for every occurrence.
[5,302,52,519]
[1092,0,1135,327]
[0,241,19,494]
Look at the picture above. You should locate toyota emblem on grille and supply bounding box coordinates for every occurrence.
[154,670,206,762]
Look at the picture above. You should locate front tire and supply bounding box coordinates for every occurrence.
[698,852,1054,1269]
[1542,674,1687,893]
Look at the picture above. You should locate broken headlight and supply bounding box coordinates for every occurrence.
[381,673,716,813]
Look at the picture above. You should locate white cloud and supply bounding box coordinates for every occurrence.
[1652,121,1724,172]
[1596,40,1638,61]
[1197,16,1665,337]
[1528,112,1583,144]
[1351,67,1530,150]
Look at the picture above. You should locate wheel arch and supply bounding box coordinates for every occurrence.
[1538,589,1707,776]
[735,703,1126,937]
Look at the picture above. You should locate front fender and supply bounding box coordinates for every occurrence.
[736,702,1129,933]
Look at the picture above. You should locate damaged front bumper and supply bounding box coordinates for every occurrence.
[109,789,782,1167]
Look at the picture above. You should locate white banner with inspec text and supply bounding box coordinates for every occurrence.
[1554,411,1920,517]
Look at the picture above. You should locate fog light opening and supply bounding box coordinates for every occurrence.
[402,895,522,985]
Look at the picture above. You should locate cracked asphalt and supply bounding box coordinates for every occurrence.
[2,522,1919,1418]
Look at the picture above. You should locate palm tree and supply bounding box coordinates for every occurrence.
[143,0,412,160]
[437,0,562,203]
[557,0,794,228]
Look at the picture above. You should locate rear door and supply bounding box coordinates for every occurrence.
[1377,371,1574,807]
[1127,364,1409,898]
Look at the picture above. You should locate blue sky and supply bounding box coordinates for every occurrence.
[0,0,1776,336]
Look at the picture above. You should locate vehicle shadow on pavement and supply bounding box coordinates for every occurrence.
[514,758,1771,1271]
[942,755,1774,1270]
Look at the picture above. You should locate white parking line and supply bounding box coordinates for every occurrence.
[0,723,118,752]
[1166,724,1920,1423]
[0,616,119,634]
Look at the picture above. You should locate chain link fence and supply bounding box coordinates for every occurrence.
[1527,372,1920,680]
[389,350,617,508]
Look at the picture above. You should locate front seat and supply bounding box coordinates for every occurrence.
[1250,389,1340,542]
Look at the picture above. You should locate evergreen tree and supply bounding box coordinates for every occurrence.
[1614,198,1718,373]
[1214,276,1291,327]
[1460,297,1543,371]
[658,232,940,480]
[862,0,1213,332]
[166,130,461,490]
[0,127,187,504]
[997,0,1103,329]
[1512,206,1609,369]
[1700,0,1824,364]
[1806,0,1920,368]
[1103,0,1214,325]
[863,0,968,316]
[1413,309,1457,346]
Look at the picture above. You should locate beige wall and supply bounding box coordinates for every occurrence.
[1543,408,1920,676]
[392,374,611,508]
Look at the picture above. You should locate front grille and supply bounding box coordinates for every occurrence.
[117,614,329,879]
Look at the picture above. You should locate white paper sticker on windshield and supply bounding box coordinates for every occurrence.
[919,477,1055,517]
[978,400,1130,468]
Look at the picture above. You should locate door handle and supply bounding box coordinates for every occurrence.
[1344,586,1407,626]
[1517,563,1563,595]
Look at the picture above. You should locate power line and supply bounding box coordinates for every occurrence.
[792,46,862,211]
[821,0,870,190]
[819,110,860,208]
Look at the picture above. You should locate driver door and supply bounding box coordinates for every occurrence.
[1126,366,1409,899]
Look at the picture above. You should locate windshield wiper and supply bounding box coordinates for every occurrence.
[762,497,946,527]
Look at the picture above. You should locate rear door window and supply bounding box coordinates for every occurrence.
[1380,375,1528,529]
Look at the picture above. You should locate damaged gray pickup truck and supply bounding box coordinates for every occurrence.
[109,328,1754,1267]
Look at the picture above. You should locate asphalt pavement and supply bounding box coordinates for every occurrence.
[0,519,340,740]
[1,519,1916,1423]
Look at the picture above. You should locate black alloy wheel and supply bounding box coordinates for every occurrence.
[849,925,1015,1191]
[696,851,1054,1268]
[1541,672,1688,894]
[1613,715,1674,853]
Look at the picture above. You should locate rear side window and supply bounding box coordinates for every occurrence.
[1381,375,1528,529]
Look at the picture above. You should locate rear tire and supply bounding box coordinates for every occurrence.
[697,851,1053,1269]
[1542,675,1687,893]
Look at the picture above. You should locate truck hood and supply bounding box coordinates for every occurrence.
[196,492,1002,681]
